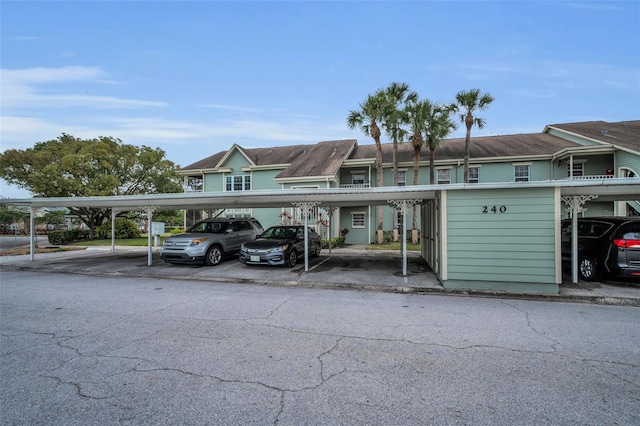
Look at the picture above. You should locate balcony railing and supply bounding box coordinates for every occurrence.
[565,175,614,180]
[339,183,370,189]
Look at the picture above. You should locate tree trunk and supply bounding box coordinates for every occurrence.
[373,125,384,244]
[412,146,420,244]
[464,113,473,183]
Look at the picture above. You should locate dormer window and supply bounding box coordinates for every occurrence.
[226,175,251,191]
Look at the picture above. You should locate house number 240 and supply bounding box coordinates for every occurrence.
[482,205,507,213]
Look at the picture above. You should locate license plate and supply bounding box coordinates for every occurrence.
[250,255,260,262]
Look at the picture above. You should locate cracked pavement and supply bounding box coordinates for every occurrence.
[1,270,639,425]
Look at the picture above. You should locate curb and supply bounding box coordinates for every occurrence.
[2,264,639,307]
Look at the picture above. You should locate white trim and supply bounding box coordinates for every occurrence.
[351,211,366,228]
[554,186,562,284]
[440,190,448,281]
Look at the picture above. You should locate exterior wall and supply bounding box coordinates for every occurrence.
[441,187,559,294]
[252,170,282,190]
[617,151,640,176]
[204,173,224,192]
[339,207,370,244]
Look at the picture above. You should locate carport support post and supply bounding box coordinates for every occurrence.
[562,195,598,284]
[29,207,35,261]
[323,205,337,257]
[147,207,153,266]
[292,201,319,272]
[388,199,421,276]
[111,209,116,253]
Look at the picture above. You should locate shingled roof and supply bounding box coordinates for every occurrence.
[547,120,640,154]
[181,140,357,178]
[349,132,579,164]
[181,120,638,173]
[275,139,356,179]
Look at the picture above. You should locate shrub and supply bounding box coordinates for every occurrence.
[170,227,185,235]
[95,219,142,240]
[47,229,90,245]
[321,236,345,249]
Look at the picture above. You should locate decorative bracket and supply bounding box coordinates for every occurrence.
[387,199,422,210]
[561,195,598,217]
[292,201,320,215]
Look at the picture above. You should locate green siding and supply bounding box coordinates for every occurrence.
[445,188,557,290]
[224,150,251,173]
[617,151,640,176]
[204,174,223,191]
[252,169,282,190]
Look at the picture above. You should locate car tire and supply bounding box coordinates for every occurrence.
[287,250,298,267]
[312,243,321,257]
[205,245,223,266]
[579,257,597,281]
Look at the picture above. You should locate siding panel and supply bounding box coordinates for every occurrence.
[446,188,557,285]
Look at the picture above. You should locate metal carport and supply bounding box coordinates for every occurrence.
[5,177,639,285]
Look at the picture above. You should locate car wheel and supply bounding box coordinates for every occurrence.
[287,250,298,267]
[579,257,597,281]
[312,243,321,257]
[205,245,223,266]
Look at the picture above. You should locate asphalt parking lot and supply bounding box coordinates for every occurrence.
[1,245,639,305]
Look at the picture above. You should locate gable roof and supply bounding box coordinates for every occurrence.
[545,120,640,154]
[275,139,357,179]
[180,140,357,178]
[181,120,639,173]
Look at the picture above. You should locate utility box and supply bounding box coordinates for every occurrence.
[151,222,165,236]
[152,222,165,246]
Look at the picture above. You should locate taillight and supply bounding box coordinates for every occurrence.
[613,239,640,248]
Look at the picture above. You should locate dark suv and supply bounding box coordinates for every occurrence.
[161,218,263,266]
[561,217,640,282]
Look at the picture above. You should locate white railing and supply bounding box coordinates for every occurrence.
[339,183,370,188]
[567,175,614,180]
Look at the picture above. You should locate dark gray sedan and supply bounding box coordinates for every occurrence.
[239,225,322,267]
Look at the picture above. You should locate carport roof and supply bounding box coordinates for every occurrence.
[4,178,639,210]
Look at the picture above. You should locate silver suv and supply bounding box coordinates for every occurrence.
[161,218,263,266]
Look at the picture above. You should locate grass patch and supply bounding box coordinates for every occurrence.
[367,242,420,251]
[0,246,85,256]
[71,236,167,247]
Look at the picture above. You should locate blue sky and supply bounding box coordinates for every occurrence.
[1,1,639,198]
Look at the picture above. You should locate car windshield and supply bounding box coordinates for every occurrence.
[187,221,227,234]
[261,227,297,239]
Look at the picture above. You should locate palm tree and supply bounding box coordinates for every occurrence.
[347,92,387,244]
[381,82,418,187]
[380,82,417,242]
[454,89,494,183]
[405,99,457,243]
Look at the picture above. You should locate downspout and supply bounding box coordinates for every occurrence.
[147,207,153,266]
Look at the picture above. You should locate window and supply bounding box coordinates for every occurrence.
[352,212,365,228]
[352,173,365,185]
[225,175,251,191]
[567,162,584,178]
[436,169,451,184]
[514,164,530,182]
[186,176,203,192]
[468,167,479,184]
[397,171,406,186]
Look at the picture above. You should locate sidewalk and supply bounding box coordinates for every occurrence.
[1,244,639,306]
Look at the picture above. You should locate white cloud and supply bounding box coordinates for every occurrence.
[0,66,167,110]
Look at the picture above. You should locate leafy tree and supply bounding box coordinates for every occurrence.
[454,89,494,183]
[347,92,388,244]
[0,204,26,232]
[0,134,182,238]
